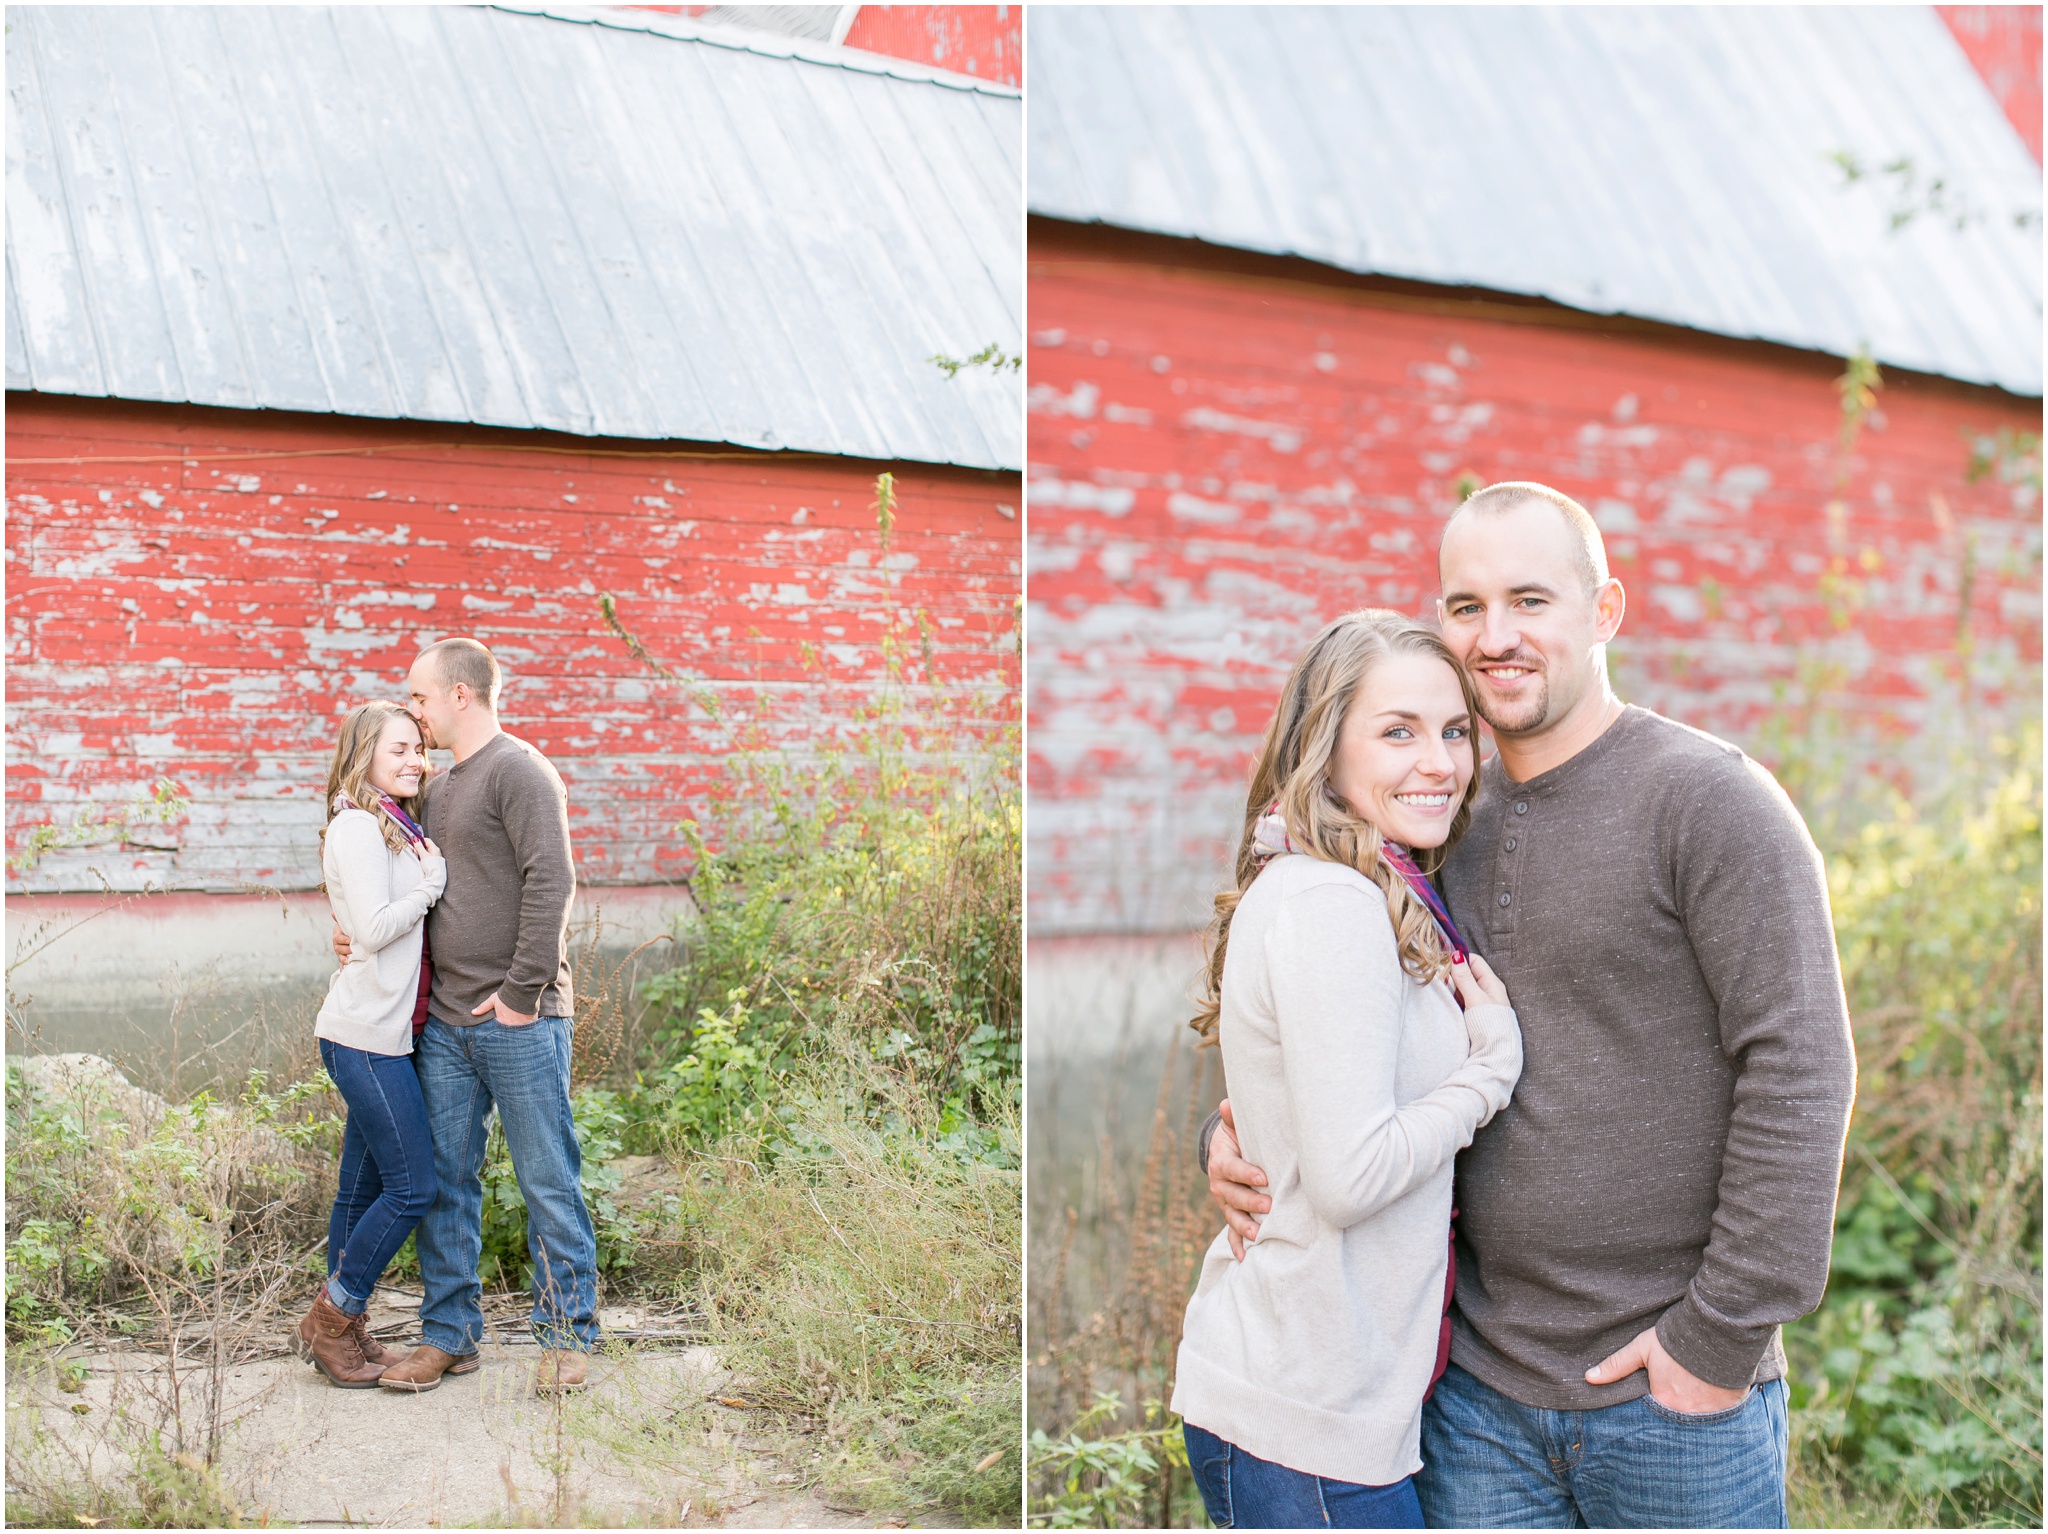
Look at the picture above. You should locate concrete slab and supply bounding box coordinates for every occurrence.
[11,1344,878,1528]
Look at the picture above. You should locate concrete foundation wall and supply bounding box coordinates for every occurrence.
[1025,930,1207,1177]
[5,885,693,1092]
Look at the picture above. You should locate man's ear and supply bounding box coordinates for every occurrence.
[1593,578,1626,643]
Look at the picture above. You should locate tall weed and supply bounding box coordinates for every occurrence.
[627,537,1021,1157]
[675,1033,1021,1524]
[604,475,1024,1524]
[1027,1031,1219,1527]
[1784,723,2042,1527]
[4,1058,339,1526]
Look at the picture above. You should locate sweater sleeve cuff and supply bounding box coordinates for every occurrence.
[1196,1107,1223,1176]
[1656,1293,1775,1391]
[497,981,543,1017]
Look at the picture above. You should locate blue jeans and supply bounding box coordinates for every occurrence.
[319,1040,437,1316]
[1183,1422,1425,1529]
[1416,1363,1789,1528]
[412,1015,600,1354]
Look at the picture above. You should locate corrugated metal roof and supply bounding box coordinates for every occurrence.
[1029,5,2042,396]
[5,3,1022,468]
[692,6,855,45]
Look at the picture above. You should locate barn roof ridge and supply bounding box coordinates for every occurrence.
[490,3,1021,97]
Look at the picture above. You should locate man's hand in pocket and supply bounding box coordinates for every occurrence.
[1585,1327,1749,1414]
[472,991,539,1027]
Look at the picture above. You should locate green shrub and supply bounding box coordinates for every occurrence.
[623,641,1021,1161]
[595,480,1021,1522]
[629,989,794,1151]
[4,1061,335,1340]
[1785,723,2042,1527]
[462,1085,641,1287]
[1029,1391,1197,1529]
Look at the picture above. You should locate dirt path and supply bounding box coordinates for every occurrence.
[12,1339,883,1528]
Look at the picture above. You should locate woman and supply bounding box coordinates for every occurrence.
[1171,610,1523,1529]
[294,700,445,1387]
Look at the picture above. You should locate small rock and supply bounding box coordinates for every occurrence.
[14,1052,166,1123]
[14,1051,301,1168]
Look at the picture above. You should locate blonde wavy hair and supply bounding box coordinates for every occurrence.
[1191,610,1484,1042]
[322,701,432,858]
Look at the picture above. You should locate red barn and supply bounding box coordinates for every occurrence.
[628,4,1021,85]
[844,4,1020,84]
[5,4,1021,1075]
[1026,4,2042,945]
[1938,5,2045,163]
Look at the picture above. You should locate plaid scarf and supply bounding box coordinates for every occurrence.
[1251,809,1468,963]
[333,789,427,847]
[376,792,428,849]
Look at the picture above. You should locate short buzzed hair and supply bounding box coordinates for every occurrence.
[417,637,501,710]
[1449,481,1609,594]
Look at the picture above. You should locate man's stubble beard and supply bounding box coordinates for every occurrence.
[1474,671,1552,737]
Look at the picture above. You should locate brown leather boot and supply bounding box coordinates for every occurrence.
[377,1343,481,1393]
[295,1288,385,1388]
[534,1348,589,1394]
[348,1311,407,1369]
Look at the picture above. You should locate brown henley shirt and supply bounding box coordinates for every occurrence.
[419,732,576,1023]
[1438,705,1856,1409]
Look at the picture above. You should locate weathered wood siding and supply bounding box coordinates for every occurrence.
[1026,226,2043,935]
[7,394,1021,894]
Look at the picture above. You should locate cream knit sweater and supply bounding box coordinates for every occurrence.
[1172,853,1522,1487]
[314,805,446,1056]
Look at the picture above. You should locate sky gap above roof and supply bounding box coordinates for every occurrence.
[6,4,1022,468]
[1028,5,2041,397]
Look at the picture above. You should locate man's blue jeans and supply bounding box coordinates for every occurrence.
[413,1015,600,1354]
[320,1040,437,1315]
[1183,1422,1425,1529]
[1416,1362,1789,1529]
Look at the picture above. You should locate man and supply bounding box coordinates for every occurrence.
[335,637,601,1394]
[1204,483,1856,1527]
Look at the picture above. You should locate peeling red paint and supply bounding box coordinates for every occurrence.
[1026,226,2044,934]
[7,395,1021,894]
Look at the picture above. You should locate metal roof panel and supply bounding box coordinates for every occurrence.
[1029,5,2042,395]
[6,3,1022,466]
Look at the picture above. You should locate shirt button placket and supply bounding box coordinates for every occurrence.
[1494,800,1529,941]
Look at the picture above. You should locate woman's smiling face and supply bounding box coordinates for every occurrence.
[364,714,428,802]
[1326,650,1475,850]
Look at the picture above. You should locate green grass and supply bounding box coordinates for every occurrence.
[671,1035,1021,1524]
